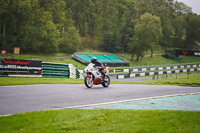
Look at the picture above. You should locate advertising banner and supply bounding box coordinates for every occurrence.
[0,58,42,75]
[176,50,200,56]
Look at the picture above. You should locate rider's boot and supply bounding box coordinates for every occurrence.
[101,73,105,82]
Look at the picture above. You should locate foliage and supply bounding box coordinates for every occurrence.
[142,72,200,87]
[184,13,200,49]
[59,27,80,54]
[0,0,62,54]
[102,31,121,53]
[0,0,200,55]
[129,13,162,60]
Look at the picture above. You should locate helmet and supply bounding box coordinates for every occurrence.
[91,57,97,63]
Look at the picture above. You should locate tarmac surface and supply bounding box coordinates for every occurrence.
[0,84,200,116]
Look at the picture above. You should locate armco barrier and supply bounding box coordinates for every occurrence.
[42,62,80,78]
[130,63,200,73]
[117,68,200,79]
[78,63,200,76]
[42,62,70,78]
[110,63,200,74]
[116,63,200,79]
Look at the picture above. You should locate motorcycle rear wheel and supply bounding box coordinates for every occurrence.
[84,76,93,88]
[102,75,110,87]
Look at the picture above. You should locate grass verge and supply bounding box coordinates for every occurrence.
[1,52,200,69]
[0,72,199,86]
[128,55,200,67]
[0,109,200,133]
[0,77,136,86]
[141,72,200,87]
[0,77,83,86]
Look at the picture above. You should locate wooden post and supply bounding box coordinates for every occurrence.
[187,73,190,79]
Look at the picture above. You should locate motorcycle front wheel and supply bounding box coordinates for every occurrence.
[102,75,110,87]
[84,76,93,88]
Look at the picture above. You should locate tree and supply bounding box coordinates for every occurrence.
[119,0,136,54]
[103,31,121,53]
[128,36,143,61]
[0,0,19,51]
[18,1,61,54]
[171,15,186,48]
[129,13,162,60]
[39,0,68,31]
[65,0,89,36]
[184,13,200,49]
[174,1,192,15]
[1,0,200,55]
[59,27,80,53]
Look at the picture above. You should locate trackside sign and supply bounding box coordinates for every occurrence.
[176,50,200,56]
[0,58,42,75]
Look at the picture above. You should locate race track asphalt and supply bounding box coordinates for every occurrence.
[0,84,200,116]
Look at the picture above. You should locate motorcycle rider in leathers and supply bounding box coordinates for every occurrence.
[91,57,105,81]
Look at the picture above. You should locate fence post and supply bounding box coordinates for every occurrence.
[152,75,155,80]
[187,72,190,79]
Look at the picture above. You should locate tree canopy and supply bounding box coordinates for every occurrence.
[129,13,162,61]
[0,0,200,58]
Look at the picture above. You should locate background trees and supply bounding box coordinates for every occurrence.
[60,27,80,53]
[184,14,200,49]
[0,0,199,59]
[0,0,62,54]
[128,13,162,61]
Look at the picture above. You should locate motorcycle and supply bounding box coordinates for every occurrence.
[84,63,110,88]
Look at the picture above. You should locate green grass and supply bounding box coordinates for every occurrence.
[0,72,199,86]
[109,55,200,70]
[0,77,137,86]
[141,72,200,87]
[0,109,200,133]
[0,53,70,59]
[129,55,200,67]
[1,52,199,69]
[0,77,82,86]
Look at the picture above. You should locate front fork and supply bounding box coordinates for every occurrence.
[86,73,93,82]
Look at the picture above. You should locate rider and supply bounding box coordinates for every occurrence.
[91,57,105,80]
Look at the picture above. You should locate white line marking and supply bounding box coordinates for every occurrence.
[1,92,200,117]
[64,92,200,109]
[0,114,13,117]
